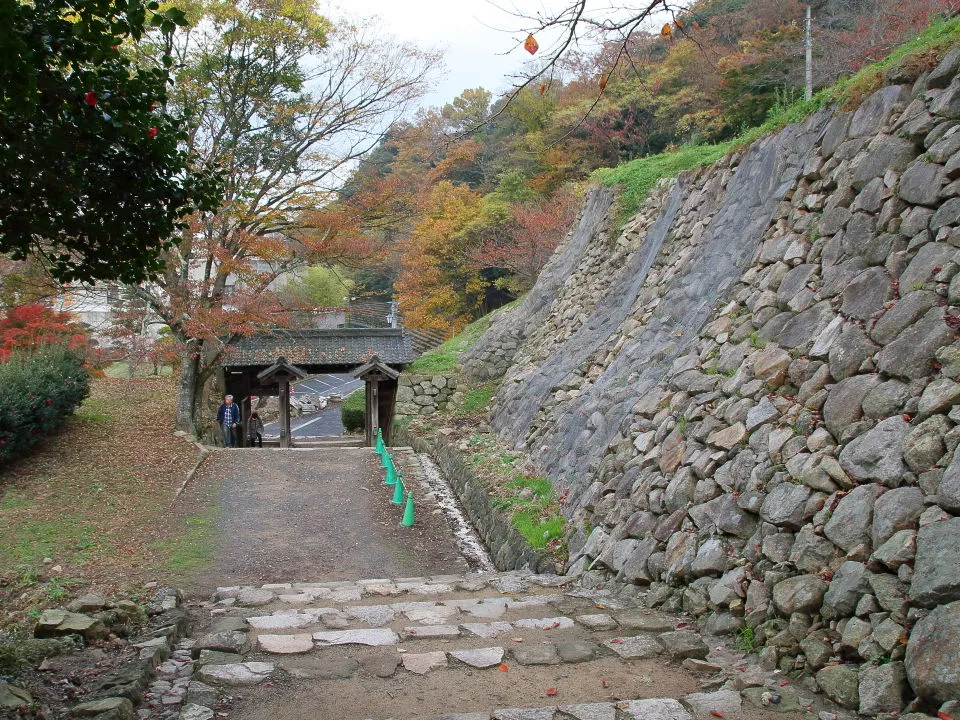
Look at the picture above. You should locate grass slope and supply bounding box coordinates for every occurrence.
[0,378,212,621]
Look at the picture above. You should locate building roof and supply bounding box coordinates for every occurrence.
[223,328,416,369]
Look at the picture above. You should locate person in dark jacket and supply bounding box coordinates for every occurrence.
[216,394,241,447]
[248,411,264,448]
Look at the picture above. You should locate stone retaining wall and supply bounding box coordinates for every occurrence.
[394,426,553,574]
[468,48,960,714]
[395,372,460,418]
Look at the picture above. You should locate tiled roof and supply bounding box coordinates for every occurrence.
[223,329,415,368]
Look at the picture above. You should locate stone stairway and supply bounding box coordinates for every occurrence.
[147,572,845,720]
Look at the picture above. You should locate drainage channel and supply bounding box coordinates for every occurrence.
[415,453,496,572]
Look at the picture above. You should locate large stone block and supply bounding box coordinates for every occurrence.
[825,484,881,552]
[838,417,909,487]
[905,599,960,704]
[910,517,960,607]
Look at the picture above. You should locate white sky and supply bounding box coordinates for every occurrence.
[343,0,549,111]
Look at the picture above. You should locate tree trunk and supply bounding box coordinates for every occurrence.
[176,350,203,436]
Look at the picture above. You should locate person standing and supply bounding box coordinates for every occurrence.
[216,394,241,447]
[248,411,264,448]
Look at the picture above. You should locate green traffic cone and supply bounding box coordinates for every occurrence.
[391,473,405,505]
[380,449,389,469]
[384,457,397,486]
[375,428,384,456]
[401,491,415,527]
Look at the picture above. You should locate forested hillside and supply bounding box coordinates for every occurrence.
[330,0,955,334]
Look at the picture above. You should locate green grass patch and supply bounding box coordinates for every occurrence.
[408,299,522,373]
[153,500,222,574]
[592,142,733,228]
[0,515,97,568]
[455,382,497,417]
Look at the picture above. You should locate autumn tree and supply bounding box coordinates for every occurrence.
[0,0,222,283]
[0,303,91,361]
[128,0,438,434]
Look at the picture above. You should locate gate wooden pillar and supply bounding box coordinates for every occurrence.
[352,356,401,447]
[257,356,307,449]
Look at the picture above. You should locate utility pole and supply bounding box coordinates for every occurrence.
[805,4,813,101]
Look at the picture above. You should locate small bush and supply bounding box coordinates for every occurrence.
[340,389,365,432]
[0,346,90,463]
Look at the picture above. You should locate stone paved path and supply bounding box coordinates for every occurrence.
[144,571,843,720]
[189,448,470,595]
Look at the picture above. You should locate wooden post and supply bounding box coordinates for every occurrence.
[280,380,291,449]
[369,377,380,447]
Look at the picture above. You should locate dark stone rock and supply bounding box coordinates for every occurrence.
[905,599,960,704]
[838,416,909,487]
[853,135,918,189]
[871,290,939,346]
[898,160,944,206]
[790,525,840,573]
[778,302,835,350]
[859,661,907,715]
[873,487,924,547]
[828,324,879,381]
[657,630,709,659]
[823,374,880,437]
[772,575,827,615]
[825,485,881,552]
[850,86,907,137]
[823,561,873,619]
[877,307,954,379]
[926,47,960,90]
[931,78,960,119]
[862,379,912,419]
[939,450,960,513]
[816,665,860,709]
[930,196,960,231]
[911,517,960,607]
[842,267,893,320]
[760,483,811,530]
[900,242,957,292]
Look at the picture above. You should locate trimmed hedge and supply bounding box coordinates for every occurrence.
[0,346,90,463]
[340,389,365,432]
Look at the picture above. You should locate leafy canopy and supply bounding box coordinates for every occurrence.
[0,0,223,283]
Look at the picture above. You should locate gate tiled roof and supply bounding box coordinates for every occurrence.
[223,329,415,368]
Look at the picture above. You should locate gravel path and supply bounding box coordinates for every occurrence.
[188,448,470,595]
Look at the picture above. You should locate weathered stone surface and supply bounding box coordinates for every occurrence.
[196,662,274,686]
[185,681,217,707]
[838,417,909,486]
[682,690,742,720]
[513,617,574,631]
[604,635,661,659]
[34,610,108,641]
[707,422,746,450]
[939,450,960,512]
[873,487,924,547]
[816,665,860,709]
[556,640,598,664]
[877,307,954,379]
[67,593,107,613]
[760,483,811,530]
[192,631,250,657]
[910,517,960,607]
[919,378,960,418]
[746,397,779,431]
[312,628,399,646]
[0,682,32,709]
[829,325,878,381]
[823,561,872,618]
[905,416,947,472]
[612,611,675,632]
[618,698,692,720]
[72,697,134,719]
[823,375,879,437]
[825,485,881,552]
[555,703,616,720]
[842,267,892,319]
[245,614,312,630]
[234,588,274,607]
[402,651,447,674]
[511,644,561,665]
[899,159,944,205]
[657,631,708,659]
[741,687,805,713]
[492,709,555,720]
[449,647,504,668]
[905,600,960,704]
[772,575,827,615]
[778,303,835,349]
[872,529,917,570]
[854,135,917,189]
[257,633,313,654]
[179,704,215,720]
[790,526,839,573]
[405,624,461,639]
[345,604,396,626]
[859,661,907,715]
[900,241,957,293]
[461,621,512,639]
[575,613,617,631]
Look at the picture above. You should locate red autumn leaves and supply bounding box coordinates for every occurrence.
[82,90,158,139]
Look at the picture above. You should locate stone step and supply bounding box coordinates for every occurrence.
[420,697,696,720]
